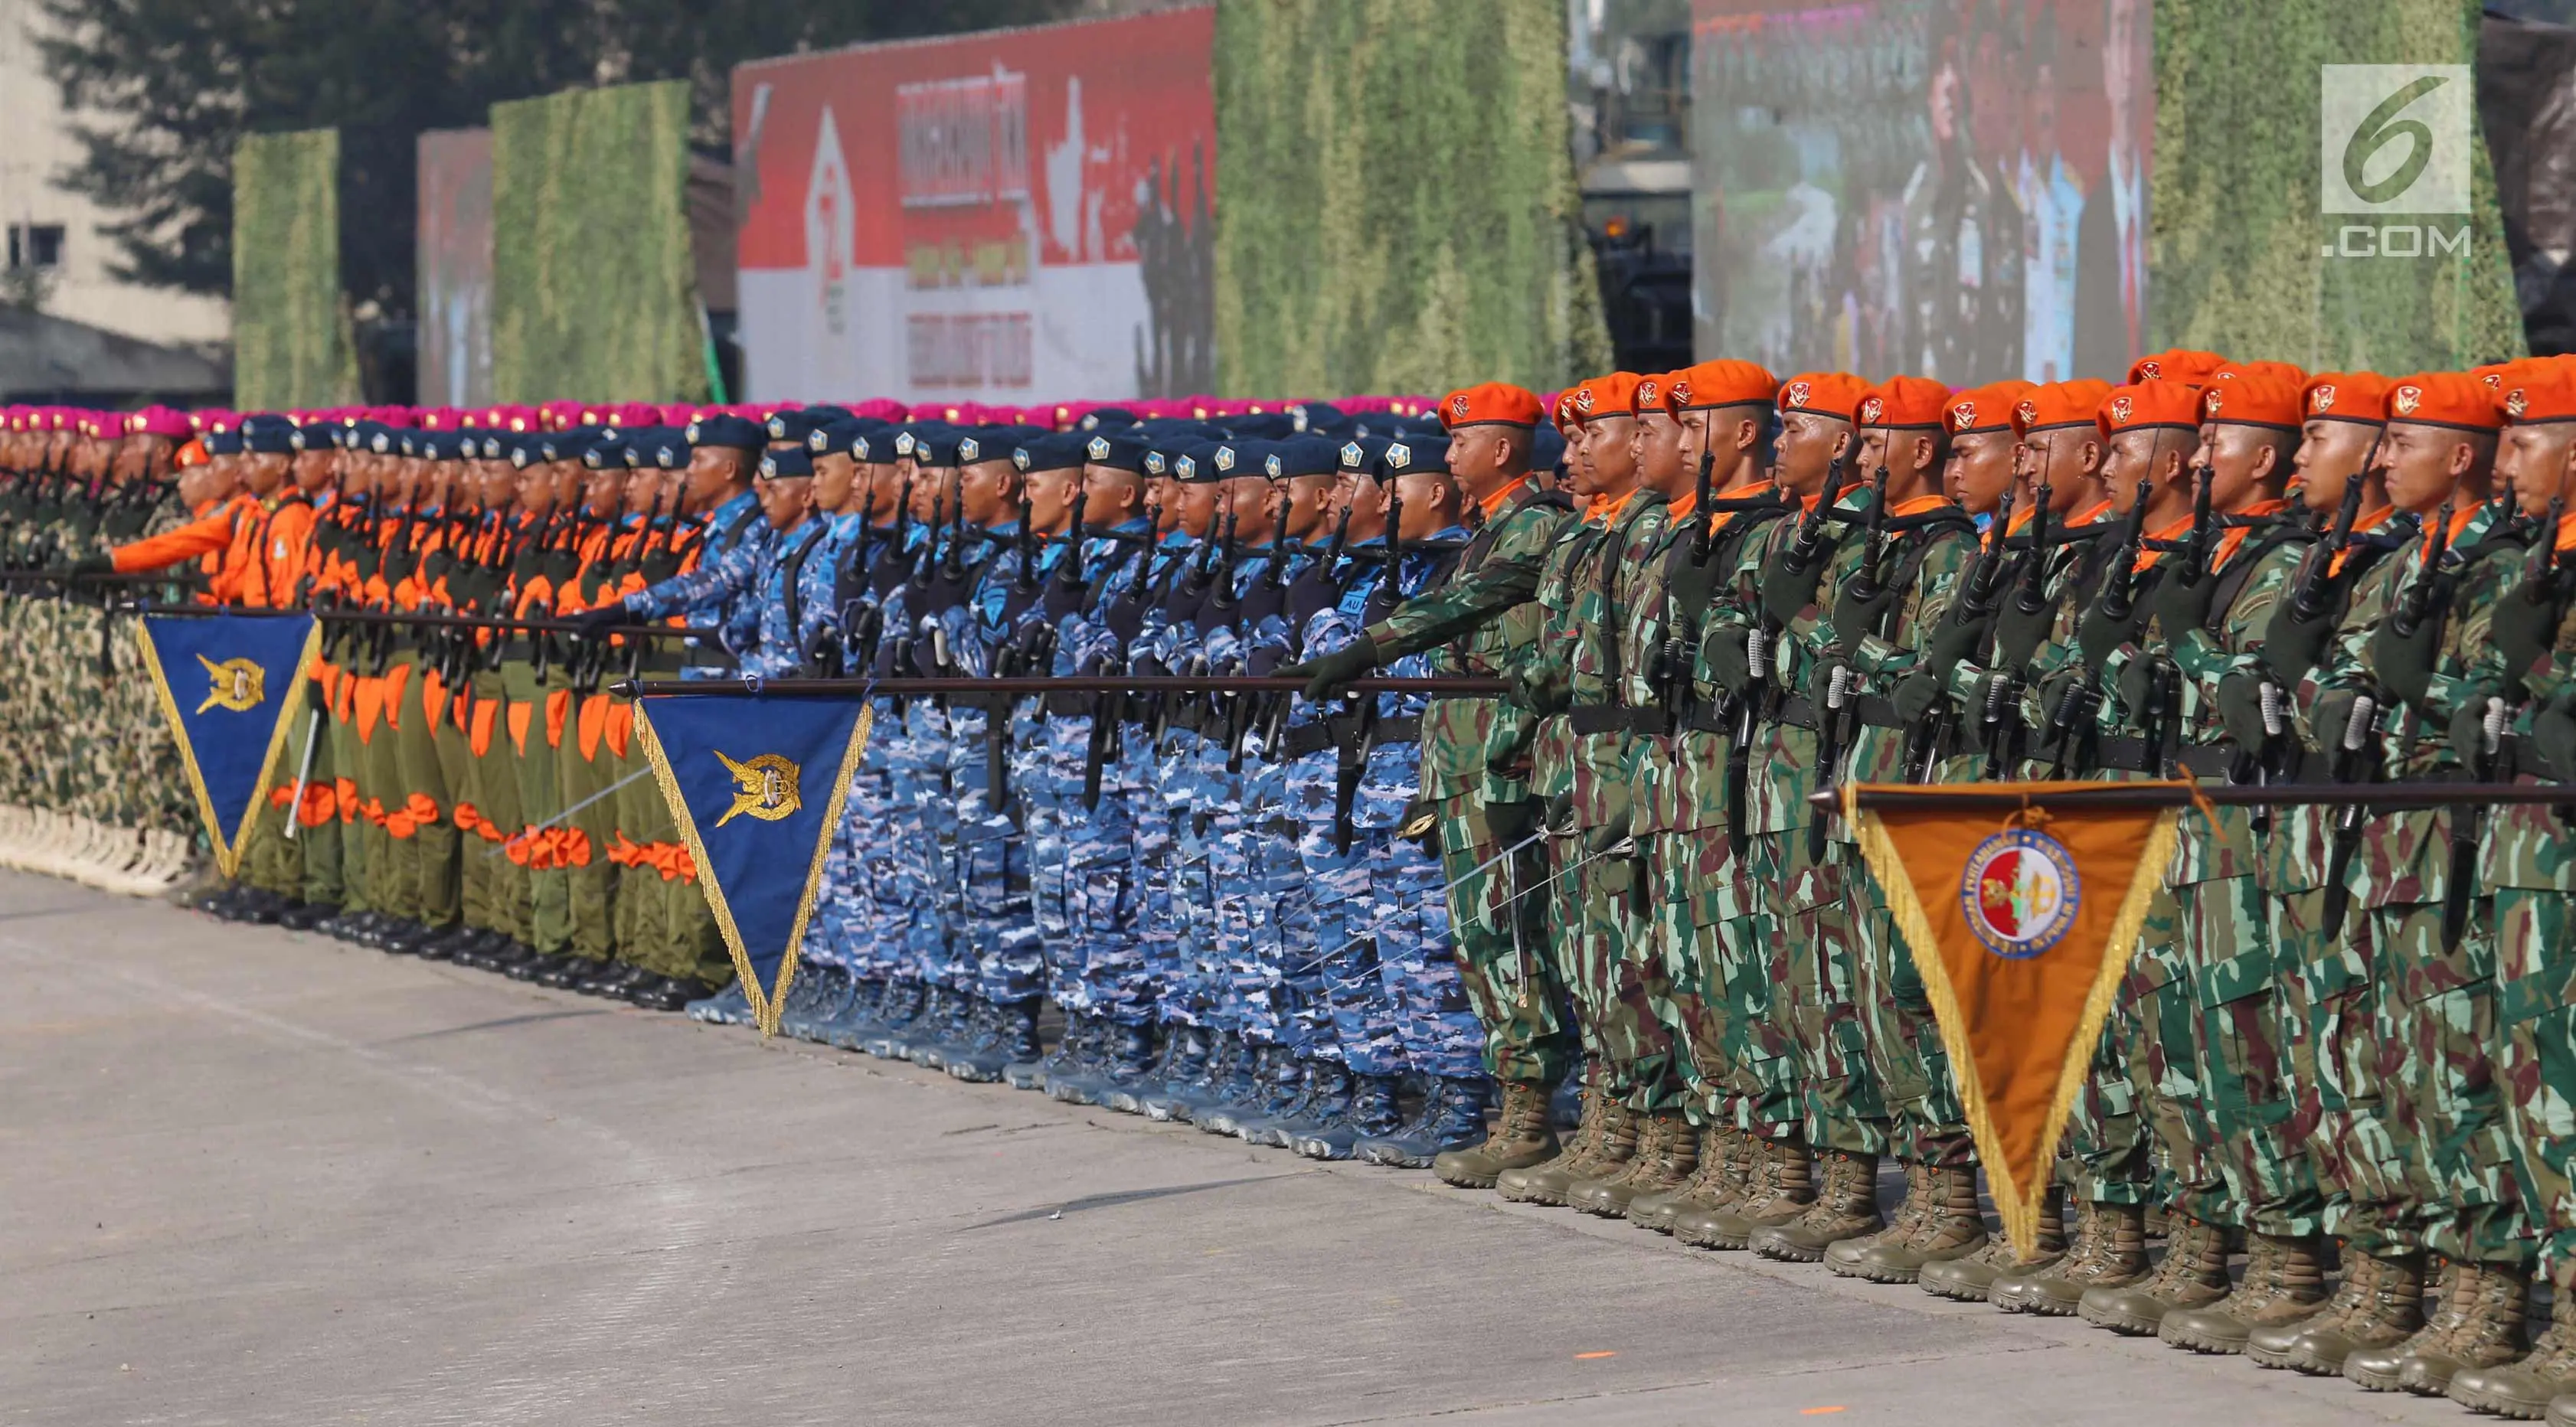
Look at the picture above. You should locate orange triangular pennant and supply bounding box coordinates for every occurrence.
[1843,782,2182,1259]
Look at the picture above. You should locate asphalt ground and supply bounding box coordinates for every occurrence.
[1,870,2481,1425]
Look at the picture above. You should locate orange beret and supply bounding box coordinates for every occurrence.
[1947,380,2038,435]
[1776,371,1872,422]
[2199,371,2303,430]
[1633,374,1674,416]
[2212,359,2309,388]
[1669,359,1778,411]
[1552,389,1581,432]
[2096,380,2205,440]
[2009,379,2109,435]
[2386,371,2504,431]
[1861,375,1951,429]
[2127,349,2228,384]
[2503,364,2576,423]
[1564,374,1643,426]
[2301,372,2391,425]
[1439,382,1544,430]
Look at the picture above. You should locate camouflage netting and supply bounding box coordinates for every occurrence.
[489,80,710,405]
[1211,0,1610,397]
[232,129,363,410]
[2153,0,2525,370]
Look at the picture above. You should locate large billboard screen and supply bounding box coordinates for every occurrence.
[417,127,495,407]
[732,8,1216,405]
[1690,0,2152,386]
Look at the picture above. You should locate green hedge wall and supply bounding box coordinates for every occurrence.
[2153,0,2525,371]
[232,129,360,410]
[490,80,707,405]
[1212,0,1610,397]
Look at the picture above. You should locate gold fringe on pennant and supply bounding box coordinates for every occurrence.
[636,701,872,1038]
[1845,784,2178,1262]
[133,619,324,880]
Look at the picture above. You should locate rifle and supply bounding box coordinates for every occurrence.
[1907,482,2015,781]
[1726,449,1850,854]
[1809,462,1889,855]
[2045,478,2153,776]
[2170,460,2219,589]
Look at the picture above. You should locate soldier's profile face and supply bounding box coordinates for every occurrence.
[2377,423,2468,514]
[811,450,859,513]
[1773,411,1846,493]
[2200,423,2282,508]
[2293,420,2376,515]
[2097,429,2169,507]
[1021,466,1080,531]
[1172,480,1221,538]
[2496,423,2576,518]
[1581,414,1639,489]
[1950,429,2015,514]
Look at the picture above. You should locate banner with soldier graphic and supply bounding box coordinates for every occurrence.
[132,612,323,879]
[635,693,872,1035]
[1842,782,2182,1258]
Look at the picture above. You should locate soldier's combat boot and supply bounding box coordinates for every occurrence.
[1358,1076,1489,1167]
[1630,1125,1733,1233]
[1144,1029,1242,1122]
[1008,1010,1084,1092]
[2078,1210,2231,1334]
[777,967,845,1041]
[859,980,930,1056]
[2249,1250,2426,1374]
[1753,1148,1881,1262]
[1217,1049,1309,1142]
[1572,1109,1695,1218]
[1677,1135,1814,1250]
[687,980,754,1025]
[822,977,888,1049]
[1116,1026,1202,1115]
[1495,1073,1608,1202]
[2160,1231,2329,1354]
[2551,1392,2576,1427]
[1042,1018,1120,1105]
[950,997,1041,1083]
[1292,1073,1403,1159]
[1832,1162,1986,1284]
[1927,1188,2067,1303]
[1997,1198,2142,1314]
[1435,1078,1561,1190]
[911,991,984,1069]
[1087,1022,1175,1109]
[1196,1040,1283,1137]
[2352,1261,2530,1396]
[1240,1060,1345,1148]
[1500,1092,1637,1206]
[2449,1301,2576,1418]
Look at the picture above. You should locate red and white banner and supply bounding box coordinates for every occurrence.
[731,8,1216,406]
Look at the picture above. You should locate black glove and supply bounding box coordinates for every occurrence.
[2115,657,2153,721]
[2077,593,2146,668]
[2152,560,2220,638]
[2535,695,2576,780]
[64,553,113,579]
[1542,791,1577,834]
[1891,668,1947,727]
[1702,626,1755,696]
[570,600,630,641]
[2368,613,2444,708]
[2035,668,2088,736]
[2310,688,2365,757]
[1042,572,1087,623]
[2215,672,2277,752]
[1991,590,2058,672]
[2257,601,2337,684]
[1832,577,1898,645]
[1923,617,1987,683]
[2447,697,2502,769]
[306,677,331,714]
[1583,802,1635,858]
[1288,636,1378,700]
[2489,581,2563,684]
[1759,548,1830,629]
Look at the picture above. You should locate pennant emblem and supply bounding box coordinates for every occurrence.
[636,694,872,1034]
[1843,782,2182,1259]
[134,613,322,878]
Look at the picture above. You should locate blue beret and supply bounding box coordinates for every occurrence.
[580,436,629,469]
[202,429,244,457]
[1172,440,1230,485]
[1077,407,1137,431]
[757,444,815,479]
[1207,439,1270,480]
[1290,402,1345,434]
[1265,435,1341,479]
[1081,433,1152,473]
[1532,425,1568,472]
[1376,435,1441,483]
[535,429,601,465]
[1337,434,1392,473]
[907,430,962,467]
[1012,433,1087,472]
[685,413,764,452]
[239,414,298,455]
[957,426,1044,465]
[765,409,822,444]
[1223,413,1296,441]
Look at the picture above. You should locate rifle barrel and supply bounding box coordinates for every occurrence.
[621,674,1509,698]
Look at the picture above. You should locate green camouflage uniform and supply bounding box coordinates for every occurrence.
[1705,485,1892,1156]
[1512,490,1675,1111]
[1364,481,1577,1085]
[2306,499,2530,1268]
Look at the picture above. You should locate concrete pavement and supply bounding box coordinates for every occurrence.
[0,870,2476,1425]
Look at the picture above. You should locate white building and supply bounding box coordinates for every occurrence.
[0,0,228,350]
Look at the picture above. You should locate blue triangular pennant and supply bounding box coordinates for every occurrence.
[636,693,871,1034]
[132,612,322,877]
